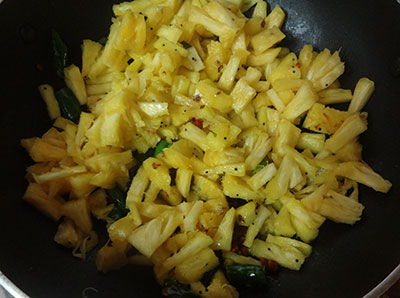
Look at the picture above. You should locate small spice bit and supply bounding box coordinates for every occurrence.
[260,257,268,266]
[191,57,197,62]
[240,245,249,256]
[296,62,301,68]
[232,244,240,252]
[35,63,44,71]
[215,91,221,95]
[266,259,279,272]
[238,215,245,224]
[149,128,157,134]
[193,94,201,102]
[261,20,266,28]
[152,162,161,169]
[190,117,204,129]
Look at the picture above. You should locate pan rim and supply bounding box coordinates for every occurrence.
[1,264,399,298]
[0,271,28,298]
[363,264,400,298]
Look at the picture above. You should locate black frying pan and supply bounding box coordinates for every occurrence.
[0,0,400,297]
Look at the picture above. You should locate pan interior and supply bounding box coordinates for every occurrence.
[0,1,399,297]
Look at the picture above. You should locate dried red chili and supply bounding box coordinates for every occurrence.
[193,94,201,102]
[190,117,203,129]
[231,244,240,253]
[260,257,268,267]
[266,259,279,272]
[36,63,44,71]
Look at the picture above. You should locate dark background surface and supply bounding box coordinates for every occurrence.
[0,0,399,297]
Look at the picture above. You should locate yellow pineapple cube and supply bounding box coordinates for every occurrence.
[38,85,61,120]
[26,138,67,162]
[196,80,233,113]
[143,157,171,191]
[231,79,257,113]
[81,39,102,77]
[250,26,285,55]
[265,6,286,29]
[175,248,219,283]
[282,83,317,122]
[192,175,225,201]
[303,103,349,135]
[243,205,271,247]
[23,183,62,221]
[62,198,92,234]
[222,174,264,201]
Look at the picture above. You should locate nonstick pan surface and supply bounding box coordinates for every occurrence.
[0,0,400,297]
